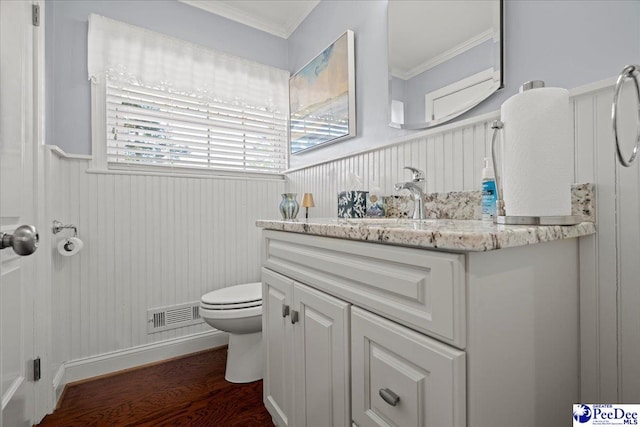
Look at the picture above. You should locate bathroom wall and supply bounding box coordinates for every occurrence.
[288,0,640,169]
[45,0,288,155]
[47,151,284,385]
[286,78,640,403]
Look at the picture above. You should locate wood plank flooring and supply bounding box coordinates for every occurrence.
[37,347,274,427]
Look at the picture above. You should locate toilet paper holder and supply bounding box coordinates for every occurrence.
[52,220,78,237]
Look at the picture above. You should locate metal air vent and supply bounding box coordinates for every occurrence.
[147,301,203,333]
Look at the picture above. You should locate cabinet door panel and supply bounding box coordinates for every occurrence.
[352,307,466,427]
[262,268,294,427]
[294,282,351,427]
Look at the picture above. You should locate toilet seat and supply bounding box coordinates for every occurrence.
[200,304,261,319]
[201,300,261,310]
[200,282,262,312]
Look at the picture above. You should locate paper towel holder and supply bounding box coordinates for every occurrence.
[612,64,640,167]
[490,84,581,226]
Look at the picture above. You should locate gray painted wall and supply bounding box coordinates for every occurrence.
[288,0,640,169]
[45,0,288,155]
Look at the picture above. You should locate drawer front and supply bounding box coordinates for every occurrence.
[262,230,466,348]
[351,307,466,427]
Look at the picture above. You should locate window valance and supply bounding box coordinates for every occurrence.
[87,14,289,112]
[88,14,289,174]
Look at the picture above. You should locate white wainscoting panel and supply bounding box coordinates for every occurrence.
[286,113,498,218]
[46,150,284,378]
[285,79,639,403]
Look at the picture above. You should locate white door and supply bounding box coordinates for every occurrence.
[0,1,40,426]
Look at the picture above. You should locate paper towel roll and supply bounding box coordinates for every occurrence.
[57,237,84,256]
[500,87,572,216]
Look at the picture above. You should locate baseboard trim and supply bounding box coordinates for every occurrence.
[52,330,228,404]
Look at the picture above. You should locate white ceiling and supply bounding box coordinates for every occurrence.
[180,0,320,39]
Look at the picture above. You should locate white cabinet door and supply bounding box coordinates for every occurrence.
[262,268,294,427]
[293,282,350,427]
[351,307,466,427]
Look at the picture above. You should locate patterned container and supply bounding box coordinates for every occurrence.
[338,191,368,218]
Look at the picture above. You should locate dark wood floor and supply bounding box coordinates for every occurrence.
[37,347,274,427]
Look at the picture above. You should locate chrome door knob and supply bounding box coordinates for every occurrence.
[0,225,39,256]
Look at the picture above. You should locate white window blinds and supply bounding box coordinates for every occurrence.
[88,14,289,174]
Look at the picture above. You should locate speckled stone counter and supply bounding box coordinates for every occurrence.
[255,217,595,252]
[258,183,596,252]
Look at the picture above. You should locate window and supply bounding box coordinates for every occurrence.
[107,83,287,173]
[88,14,289,175]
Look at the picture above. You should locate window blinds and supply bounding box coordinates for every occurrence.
[106,84,287,172]
[88,14,289,174]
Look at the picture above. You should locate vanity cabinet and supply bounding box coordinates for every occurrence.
[261,229,579,427]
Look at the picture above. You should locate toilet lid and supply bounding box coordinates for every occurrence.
[201,282,262,306]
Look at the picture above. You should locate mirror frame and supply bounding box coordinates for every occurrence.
[388,0,504,130]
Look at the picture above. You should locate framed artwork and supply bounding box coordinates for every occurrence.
[289,30,356,155]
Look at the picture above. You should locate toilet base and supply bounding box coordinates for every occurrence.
[225,331,263,383]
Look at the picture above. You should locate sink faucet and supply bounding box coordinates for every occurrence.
[395,167,427,220]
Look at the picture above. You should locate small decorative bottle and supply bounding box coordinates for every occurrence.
[279,193,300,219]
[481,157,497,221]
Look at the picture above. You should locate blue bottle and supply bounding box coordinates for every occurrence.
[481,157,497,221]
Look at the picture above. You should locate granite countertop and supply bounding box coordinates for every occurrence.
[255,217,596,252]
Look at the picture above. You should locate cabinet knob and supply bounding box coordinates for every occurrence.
[282,304,290,318]
[291,310,299,324]
[379,388,400,406]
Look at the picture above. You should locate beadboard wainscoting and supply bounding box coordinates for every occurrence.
[285,78,639,404]
[286,111,505,218]
[45,149,285,396]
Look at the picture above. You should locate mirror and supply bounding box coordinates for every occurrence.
[388,0,503,130]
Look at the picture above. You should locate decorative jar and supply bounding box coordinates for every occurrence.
[279,193,300,219]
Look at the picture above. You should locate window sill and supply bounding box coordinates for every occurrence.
[85,165,286,182]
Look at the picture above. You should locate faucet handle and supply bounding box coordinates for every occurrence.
[403,166,425,182]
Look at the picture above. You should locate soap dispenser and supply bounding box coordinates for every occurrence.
[481,157,497,221]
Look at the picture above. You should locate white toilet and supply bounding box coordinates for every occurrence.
[199,282,263,383]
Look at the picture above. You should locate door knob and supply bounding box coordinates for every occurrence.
[0,225,39,256]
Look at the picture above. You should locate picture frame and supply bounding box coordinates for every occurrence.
[289,30,356,155]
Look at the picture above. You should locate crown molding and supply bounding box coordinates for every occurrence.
[179,0,319,39]
[392,28,496,80]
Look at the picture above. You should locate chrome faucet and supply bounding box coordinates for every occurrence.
[395,166,427,220]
